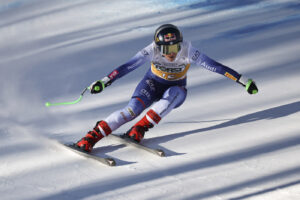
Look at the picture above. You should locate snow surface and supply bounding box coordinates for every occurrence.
[0,0,300,199]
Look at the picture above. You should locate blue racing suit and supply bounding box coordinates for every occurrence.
[103,40,241,131]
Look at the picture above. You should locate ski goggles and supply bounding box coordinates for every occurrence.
[158,43,181,55]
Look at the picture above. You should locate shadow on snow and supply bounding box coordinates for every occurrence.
[36,101,300,200]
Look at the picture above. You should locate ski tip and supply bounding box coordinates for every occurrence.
[106,158,116,166]
[156,149,165,157]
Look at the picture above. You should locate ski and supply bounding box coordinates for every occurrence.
[109,134,165,157]
[63,144,116,167]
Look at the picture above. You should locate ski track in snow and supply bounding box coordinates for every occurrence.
[0,0,300,200]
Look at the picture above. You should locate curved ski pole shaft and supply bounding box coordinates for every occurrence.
[45,87,90,107]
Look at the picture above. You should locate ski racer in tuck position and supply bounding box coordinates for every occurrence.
[75,24,258,152]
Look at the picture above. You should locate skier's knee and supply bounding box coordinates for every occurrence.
[126,97,146,117]
[164,86,187,108]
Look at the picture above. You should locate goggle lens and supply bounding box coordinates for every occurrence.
[160,43,180,54]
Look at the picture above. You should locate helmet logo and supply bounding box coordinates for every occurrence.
[164,33,176,42]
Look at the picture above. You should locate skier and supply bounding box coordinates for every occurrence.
[75,24,258,152]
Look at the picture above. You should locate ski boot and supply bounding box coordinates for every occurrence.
[75,120,111,152]
[125,124,153,143]
[125,109,160,143]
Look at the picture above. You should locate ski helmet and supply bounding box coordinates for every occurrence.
[154,24,183,54]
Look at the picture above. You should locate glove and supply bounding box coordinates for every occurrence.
[238,76,258,94]
[89,77,111,94]
[245,79,258,94]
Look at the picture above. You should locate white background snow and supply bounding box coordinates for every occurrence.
[0,0,299,199]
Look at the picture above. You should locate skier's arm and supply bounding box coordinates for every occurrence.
[189,45,241,81]
[189,45,258,94]
[89,44,153,94]
[106,50,151,83]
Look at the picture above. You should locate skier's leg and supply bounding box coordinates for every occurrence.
[75,98,145,152]
[103,97,146,131]
[151,86,187,118]
[126,86,187,142]
[75,75,159,152]
[104,76,161,132]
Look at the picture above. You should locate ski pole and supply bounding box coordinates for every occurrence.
[45,87,90,107]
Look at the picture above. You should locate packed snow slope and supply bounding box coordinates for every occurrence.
[0,0,300,199]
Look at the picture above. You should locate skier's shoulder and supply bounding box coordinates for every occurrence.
[139,42,155,57]
[176,40,192,59]
[182,40,192,48]
[182,40,202,62]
